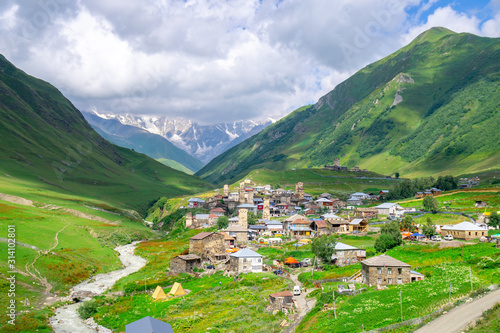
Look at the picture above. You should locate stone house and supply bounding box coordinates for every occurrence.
[355,207,378,219]
[309,219,330,236]
[332,242,366,266]
[361,254,411,287]
[440,222,487,240]
[268,290,294,311]
[187,197,205,208]
[229,248,263,274]
[210,207,226,216]
[289,219,313,238]
[225,224,248,244]
[170,254,201,273]
[217,231,235,248]
[374,203,405,217]
[189,232,226,261]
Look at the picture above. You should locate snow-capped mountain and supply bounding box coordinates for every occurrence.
[89,109,273,163]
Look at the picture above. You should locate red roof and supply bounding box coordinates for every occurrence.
[210,208,225,213]
[292,219,309,225]
[315,220,328,228]
[208,214,218,218]
[269,290,293,298]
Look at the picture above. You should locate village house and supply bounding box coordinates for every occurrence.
[309,219,330,236]
[289,219,313,238]
[304,193,313,201]
[229,248,263,274]
[440,222,487,240]
[349,218,369,233]
[265,220,284,235]
[355,207,378,219]
[194,213,218,227]
[316,198,334,208]
[209,207,226,217]
[332,242,366,266]
[350,192,370,200]
[319,192,333,199]
[374,203,405,217]
[225,224,248,244]
[170,254,201,274]
[268,291,294,311]
[361,254,411,287]
[217,231,235,248]
[346,197,363,206]
[189,232,226,262]
[187,197,205,208]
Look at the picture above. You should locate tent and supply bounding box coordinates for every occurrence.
[125,316,174,333]
[152,286,167,301]
[411,233,425,239]
[284,257,299,265]
[170,282,186,296]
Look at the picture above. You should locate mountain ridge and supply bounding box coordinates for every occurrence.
[196,27,500,185]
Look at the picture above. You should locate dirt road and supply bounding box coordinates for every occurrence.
[284,271,317,333]
[50,242,146,333]
[415,288,500,333]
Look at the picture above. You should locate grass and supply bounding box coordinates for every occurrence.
[94,272,290,332]
[466,302,500,332]
[0,200,155,331]
[298,242,500,332]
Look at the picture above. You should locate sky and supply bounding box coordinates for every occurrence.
[0,0,499,124]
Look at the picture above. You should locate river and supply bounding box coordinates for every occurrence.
[49,242,147,333]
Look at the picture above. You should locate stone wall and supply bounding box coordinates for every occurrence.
[336,249,366,266]
[189,233,225,260]
[238,208,248,228]
[362,264,411,287]
[185,212,193,228]
[263,198,270,219]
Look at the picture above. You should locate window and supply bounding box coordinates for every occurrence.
[398,268,402,274]
[257,258,261,263]
[377,268,382,274]
[398,278,402,284]
[243,258,247,263]
[377,278,382,285]
[388,268,392,275]
[388,278,392,284]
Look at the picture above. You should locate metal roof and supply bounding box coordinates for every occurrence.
[230,248,262,258]
[125,316,174,333]
[361,254,410,267]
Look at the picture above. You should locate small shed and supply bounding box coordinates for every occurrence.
[125,316,174,333]
[269,290,294,309]
[170,254,201,274]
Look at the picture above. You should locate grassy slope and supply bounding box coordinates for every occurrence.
[234,168,402,196]
[197,28,500,185]
[0,54,214,212]
[84,112,204,173]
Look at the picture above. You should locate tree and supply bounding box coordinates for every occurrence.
[247,212,258,225]
[400,216,414,232]
[488,211,500,229]
[395,172,400,179]
[423,196,439,212]
[422,216,436,238]
[217,216,229,229]
[374,220,403,252]
[311,234,337,263]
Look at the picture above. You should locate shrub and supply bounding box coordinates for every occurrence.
[78,300,99,319]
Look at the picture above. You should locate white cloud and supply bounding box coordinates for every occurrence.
[0,0,498,124]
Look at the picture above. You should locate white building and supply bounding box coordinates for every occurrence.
[375,203,405,217]
[229,248,263,274]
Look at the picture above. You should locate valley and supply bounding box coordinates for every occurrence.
[0,25,499,333]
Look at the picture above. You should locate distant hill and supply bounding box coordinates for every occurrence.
[197,28,500,185]
[83,112,204,174]
[0,55,214,210]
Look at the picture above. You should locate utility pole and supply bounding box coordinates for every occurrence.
[311,256,316,278]
[333,290,337,319]
[145,275,147,293]
[400,290,403,322]
[469,266,473,293]
[449,282,452,304]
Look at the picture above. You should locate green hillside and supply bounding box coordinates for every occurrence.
[83,112,204,173]
[0,55,214,211]
[197,28,500,185]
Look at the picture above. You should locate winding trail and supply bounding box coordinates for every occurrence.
[284,271,317,333]
[50,242,147,333]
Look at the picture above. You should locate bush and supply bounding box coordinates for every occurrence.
[77,300,99,319]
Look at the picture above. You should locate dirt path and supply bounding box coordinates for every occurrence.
[50,242,146,333]
[415,288,500,333]
[284,271,317,333]
[397,189,500,204]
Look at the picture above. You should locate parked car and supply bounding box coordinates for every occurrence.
[300,260,309,267]
[206,264,215,269]
[273,269,283,275]
[444,234,453,241]
[293,285,301,296]
[431,235,442,241]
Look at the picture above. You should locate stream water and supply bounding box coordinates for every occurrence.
[49,242,146,333]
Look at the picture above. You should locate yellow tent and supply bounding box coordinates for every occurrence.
[152,285,167,300]
[170,282,186,296]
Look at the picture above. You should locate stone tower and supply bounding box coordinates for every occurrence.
[334,158,340,167]
[238,208,248,228]
[247,191,254,205]
[223,184,230,197]
[295,182,304,200]
[263,197,270,220]
[238,182,246,205]
[185,212,193,228]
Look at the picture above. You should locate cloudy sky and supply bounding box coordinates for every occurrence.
[0,0,499,124]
